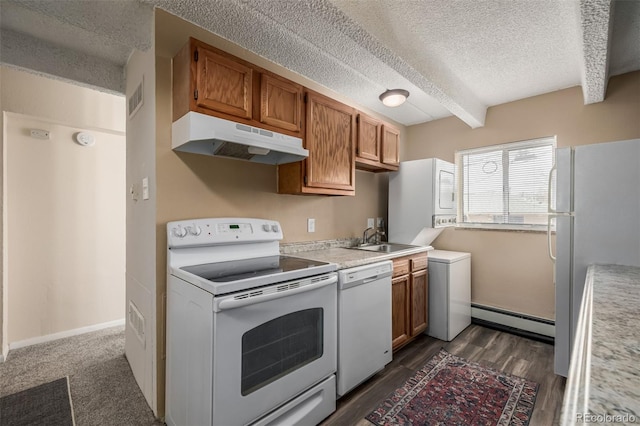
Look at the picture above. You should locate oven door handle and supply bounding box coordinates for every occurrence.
[214,274,338,312]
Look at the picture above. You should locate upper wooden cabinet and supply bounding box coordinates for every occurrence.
[260,74,303,132]
[173,38,303,137]
[381,124,400,167]
[278,90,356,196]
[355,114,400,172]
[195,47,253,119]
[356,113,381,162]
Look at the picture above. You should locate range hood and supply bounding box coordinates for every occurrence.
[172,112,308,165]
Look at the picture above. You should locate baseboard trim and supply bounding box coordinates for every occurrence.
[8,318,125,351]
[471,304,555,344]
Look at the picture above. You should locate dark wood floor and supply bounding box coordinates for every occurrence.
[322,324,565,426]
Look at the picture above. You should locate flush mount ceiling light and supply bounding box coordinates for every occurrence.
[379,89,410,107]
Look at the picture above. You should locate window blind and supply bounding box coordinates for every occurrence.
[457,137,555,227]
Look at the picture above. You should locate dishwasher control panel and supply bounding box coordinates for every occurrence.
[339,261,393,285]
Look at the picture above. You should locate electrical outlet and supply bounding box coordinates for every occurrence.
[367,218,375,228]
[377,217,383,227]
[307,218,316,233]
[129,183,139,201]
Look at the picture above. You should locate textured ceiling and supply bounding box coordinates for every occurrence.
[1,0,639,128]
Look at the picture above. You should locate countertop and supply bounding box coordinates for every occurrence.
[561,264,640,425]
[280,239,432,269]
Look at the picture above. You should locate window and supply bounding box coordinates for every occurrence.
[456,137,556,229]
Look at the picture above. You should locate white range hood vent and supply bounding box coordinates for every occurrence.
[172,112,308,165]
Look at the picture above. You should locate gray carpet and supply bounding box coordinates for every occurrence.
[0,326,162,425]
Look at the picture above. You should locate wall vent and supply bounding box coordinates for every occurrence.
[128,300,146,348]
[128,76,144,119]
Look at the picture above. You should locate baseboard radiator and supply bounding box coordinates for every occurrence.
[471,304,555,345]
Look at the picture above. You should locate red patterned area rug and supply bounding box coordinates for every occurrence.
[366,349,538,426]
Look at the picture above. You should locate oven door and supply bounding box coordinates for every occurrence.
[211,273,337,426]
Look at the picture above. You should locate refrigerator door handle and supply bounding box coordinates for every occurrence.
[548,162,557,214]
[547,161,557,261]
[547,215,556,261]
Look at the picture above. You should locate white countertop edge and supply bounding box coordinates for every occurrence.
[294,245,432,270]
[560,266,594,426]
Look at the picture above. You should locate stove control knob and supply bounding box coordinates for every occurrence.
[172,225,187,238]
[187,224,202,236]
[271,224,279,233]
[262,224,271,232]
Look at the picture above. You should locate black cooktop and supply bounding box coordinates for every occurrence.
[181,255,330,283]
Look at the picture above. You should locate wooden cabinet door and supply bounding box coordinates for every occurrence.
[260,74,303,133]
[356,114,380,162]
[391,275,411,351]
[195,47,253,119]
[410,269,428,336]
[305,91,355,192]
[381,125,400,166]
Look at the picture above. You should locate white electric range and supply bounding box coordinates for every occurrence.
[165,217,338,426]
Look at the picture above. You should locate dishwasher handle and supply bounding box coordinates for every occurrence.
[340,271,392,290]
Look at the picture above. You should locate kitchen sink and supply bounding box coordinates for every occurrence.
[350,243,420,253]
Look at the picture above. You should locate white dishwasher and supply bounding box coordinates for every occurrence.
[337,260,393,397]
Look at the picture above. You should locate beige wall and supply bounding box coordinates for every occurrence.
[154,12,395,247]
[1,66,126,357]
[150,11,396,415]
[125,46,158,413]
[406,71,640,319]
[6,114,125,343]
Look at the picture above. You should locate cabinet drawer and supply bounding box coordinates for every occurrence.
[392,258,410,277]
[410,254,428,271]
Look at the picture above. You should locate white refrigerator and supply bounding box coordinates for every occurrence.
[551,138,640,377]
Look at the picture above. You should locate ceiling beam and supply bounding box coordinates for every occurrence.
[0,29,125,94]
[322,0,487,128]
[147,0,486,128]
[578,0,614,104]
[8,0,154,52]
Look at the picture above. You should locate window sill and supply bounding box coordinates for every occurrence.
[455,224,549,234]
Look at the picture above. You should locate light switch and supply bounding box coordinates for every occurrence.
[307,218,315,233]
[367,218,375,228]
[142,177,149,200]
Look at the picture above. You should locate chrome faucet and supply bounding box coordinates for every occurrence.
[362,227,375,245]
[373,228,386,244]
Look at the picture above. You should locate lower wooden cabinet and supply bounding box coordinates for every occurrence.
[391,252,428,351]
[391,274,411,349]
[410,269,428,336]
